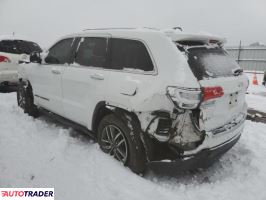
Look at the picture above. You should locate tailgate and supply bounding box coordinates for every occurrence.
[199,75,248,131]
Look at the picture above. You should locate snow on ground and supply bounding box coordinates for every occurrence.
[0,92,266,200]
[245,72,266,112]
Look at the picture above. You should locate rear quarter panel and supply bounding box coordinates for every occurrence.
[105,32,200,113]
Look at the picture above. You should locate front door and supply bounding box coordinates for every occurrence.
[30,38,75,116]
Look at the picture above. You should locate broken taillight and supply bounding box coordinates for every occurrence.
[202,86,224,101]
[0,55,11,63]
[167,87,201,109]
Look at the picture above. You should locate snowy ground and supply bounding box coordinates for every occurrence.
[1,74,266,199]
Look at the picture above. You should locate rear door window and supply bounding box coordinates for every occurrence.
[178,44,240,80]
[109,38,154,72]
[74,37,107,68]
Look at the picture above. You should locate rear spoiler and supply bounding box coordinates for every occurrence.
[163,31,226,46]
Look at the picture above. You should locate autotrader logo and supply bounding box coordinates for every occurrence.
[0,188,54,200]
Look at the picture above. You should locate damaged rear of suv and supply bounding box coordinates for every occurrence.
[142,33,248,173]
[101,29,248,173]
[18,28,248,174]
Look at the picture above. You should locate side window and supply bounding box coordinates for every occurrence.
[0,40,19,54]
[110,38,154,72]
[45,38,74,64]
[75,37,107,68]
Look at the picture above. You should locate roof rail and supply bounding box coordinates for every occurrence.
[82,27,160,31]
[83,27,136,31]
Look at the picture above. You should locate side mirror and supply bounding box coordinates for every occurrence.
[30,52,42,64]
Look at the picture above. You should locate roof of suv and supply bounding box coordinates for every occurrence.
[0,35,33,42]
[64,28,226,45]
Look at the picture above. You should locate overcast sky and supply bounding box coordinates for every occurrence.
[0,0,265,47]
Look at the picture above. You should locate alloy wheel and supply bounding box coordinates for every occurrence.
[18,87,26,109]
[100,124,128,164]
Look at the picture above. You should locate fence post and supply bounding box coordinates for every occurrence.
[237,40,242,64]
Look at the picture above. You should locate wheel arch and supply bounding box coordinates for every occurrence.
[91,101,142,134]
[93,102,148,173]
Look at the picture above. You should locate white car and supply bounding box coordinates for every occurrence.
[0,35,42,88]
[17,28,248,174]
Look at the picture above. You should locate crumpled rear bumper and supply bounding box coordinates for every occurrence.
[147,133,241,174]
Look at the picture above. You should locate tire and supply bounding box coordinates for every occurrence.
[17,81,39,118]
[97,113,146,174]
[0,84,8,93]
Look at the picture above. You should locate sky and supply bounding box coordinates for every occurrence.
[0,0,265,48]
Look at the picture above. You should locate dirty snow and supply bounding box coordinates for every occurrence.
[0,82,266,199]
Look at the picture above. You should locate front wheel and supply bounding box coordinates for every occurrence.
[97,113,146,174]
[17,81,38,117]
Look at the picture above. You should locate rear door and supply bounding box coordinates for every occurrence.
[62,36,110,126]
[185,46,248,131]
[104,38,156,111]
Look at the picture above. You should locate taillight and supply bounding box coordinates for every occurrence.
[167,87,201,109]
[202,86,224,101]
[0,55,11,63]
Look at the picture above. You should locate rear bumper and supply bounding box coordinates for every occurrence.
[147,132,241,174]
[0,70,18,85]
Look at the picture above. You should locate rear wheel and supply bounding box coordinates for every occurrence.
[100,124,128,164]
[17,81,38,117]
[97,113,146,174]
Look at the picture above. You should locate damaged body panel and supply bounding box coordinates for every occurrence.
[105,40,247,164]
[104,45,247,164]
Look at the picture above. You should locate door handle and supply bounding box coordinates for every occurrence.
[51,68,61,75]
[90,74,104,80]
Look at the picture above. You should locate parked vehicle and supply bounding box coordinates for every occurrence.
[0,35,42,88]
[17,28,248,174]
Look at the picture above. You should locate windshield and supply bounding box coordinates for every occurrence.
[177,44,240,80]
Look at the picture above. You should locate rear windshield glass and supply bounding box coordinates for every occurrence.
[177,44,239,80]
[0,40,41,55]
[15,40,42,54]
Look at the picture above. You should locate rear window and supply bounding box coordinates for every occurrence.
[109,38,154,72]
[0,40,19,54]
[14,40,42,54]
[0,40,41,55]
[177,44,239,80]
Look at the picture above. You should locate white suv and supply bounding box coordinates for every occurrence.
[0,35,42,88]
[17,28,248,174]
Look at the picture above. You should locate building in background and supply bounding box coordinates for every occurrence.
[226,42,266,72]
